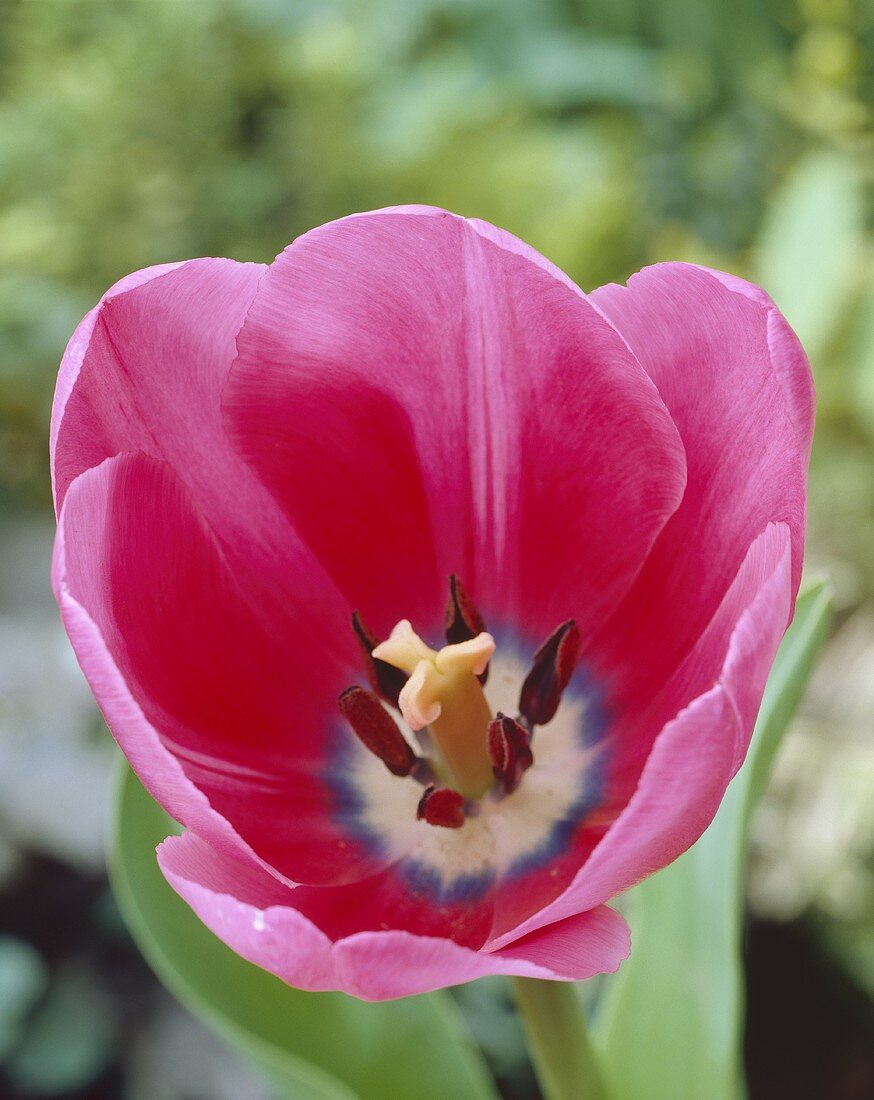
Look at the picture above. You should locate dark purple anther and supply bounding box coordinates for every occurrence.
[488,713,533,794]
[351,610,408,708]
[519,619,581,727]
[444,574,489,684]
[339,686,418,777]
[416,785,466,828]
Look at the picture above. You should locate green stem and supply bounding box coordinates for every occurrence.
[512,978,607,1100]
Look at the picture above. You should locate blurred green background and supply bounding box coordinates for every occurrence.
[0,0,871,1097]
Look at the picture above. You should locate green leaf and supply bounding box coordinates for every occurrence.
[594,580,833,1100]
[109,764,498,1100]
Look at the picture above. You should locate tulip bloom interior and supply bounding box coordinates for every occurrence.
[51,207,812,1000]
[336,590,602,909]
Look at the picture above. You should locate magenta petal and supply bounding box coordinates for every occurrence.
[225,207,686,640]
[52,258,264,513]
[490,904,630,982]
[335,905,629,1000]
[51,217,811,994]
[158,834,338,990]
[491,522,793,949]
[286,863,497,950]
[590,263,809,700]
[51,256,353,659]
[158,831,629,999]
[688,266,815,461]
[50,261,186,509]
[54,530,263,873]
[55,452,380,887]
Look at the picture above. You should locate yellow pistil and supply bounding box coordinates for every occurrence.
[373,620,496,799]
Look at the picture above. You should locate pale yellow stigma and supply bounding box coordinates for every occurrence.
[373,622,496,798]
[372,619,437,673]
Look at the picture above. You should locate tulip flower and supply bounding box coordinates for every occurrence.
[51,206,811,1002]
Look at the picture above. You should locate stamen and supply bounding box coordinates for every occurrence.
[445,574,489,684]
[338,686,418,777]
[374,623,496,799]
[519,619,581,727]
[350,611,407,708]
[417,785,465,828]
[488,713,533,794]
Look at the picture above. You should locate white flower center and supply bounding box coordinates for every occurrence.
[335,648,604,898]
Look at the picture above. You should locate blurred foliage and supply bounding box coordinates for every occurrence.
[0,936,48,1062]
[0,1,873,1096]
[1,0,872,550]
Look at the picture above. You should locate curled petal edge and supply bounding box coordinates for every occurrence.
[157,830,631,1001]
[687,265,815,464]
[50,262,186,512]
[52,516,294,887]
[489,521,794,949]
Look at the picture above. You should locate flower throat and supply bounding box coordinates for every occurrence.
[339,576,580,828]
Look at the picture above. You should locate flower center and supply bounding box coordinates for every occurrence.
[373,620,495,798]
[339,576,581,828]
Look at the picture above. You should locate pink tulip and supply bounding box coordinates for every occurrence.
[51,207,812,1000]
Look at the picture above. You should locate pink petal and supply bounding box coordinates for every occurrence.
[158,830,630,1000]
[55,452,379,887]
[50,261,186,510]
[485,815,609,943]
[335,906,629,1000]
[54,530,262,874]
[687,266,815,462]
[52,258,261,512]
[589,264,809,705]
[158,833,338,991]
[490,521,793,949]
[225,208,687,643]
[286,865,496,950]
[265,819,601,952]
[53,228,808,984]
[51,258,351,649]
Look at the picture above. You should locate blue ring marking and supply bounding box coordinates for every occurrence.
[327,630,612,901]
